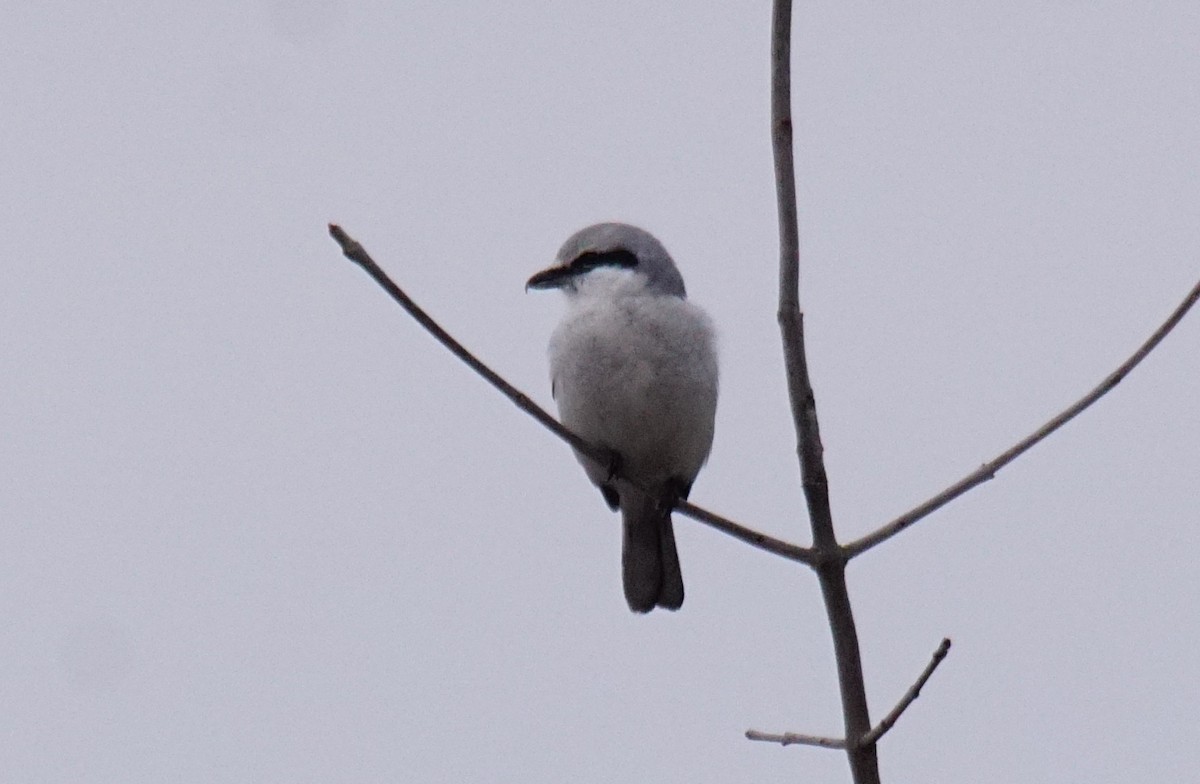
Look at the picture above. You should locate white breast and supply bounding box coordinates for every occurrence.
[548,270,718,487]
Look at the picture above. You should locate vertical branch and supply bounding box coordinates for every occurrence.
[770,2,879,782]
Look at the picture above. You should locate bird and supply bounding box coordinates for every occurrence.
[527,223,719,612]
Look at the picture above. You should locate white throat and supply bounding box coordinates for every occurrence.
[567,267,654,301]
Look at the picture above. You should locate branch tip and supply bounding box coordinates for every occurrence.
[846,279,1200,559]
[746,729,847,750]
[860,637,952,748]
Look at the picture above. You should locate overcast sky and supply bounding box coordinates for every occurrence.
[2,2,1198,782]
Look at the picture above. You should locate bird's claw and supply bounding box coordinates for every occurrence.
[604,449,623,483]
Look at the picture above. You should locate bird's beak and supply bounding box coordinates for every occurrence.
[526,264,572,291]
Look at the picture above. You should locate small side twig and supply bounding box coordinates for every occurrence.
[845,279,1200,560]
[745,729,847,750]
[744,638,950,755]
[327,224,816,566]
[860,638,952,747]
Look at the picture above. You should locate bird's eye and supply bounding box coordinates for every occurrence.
[570,250,639,271]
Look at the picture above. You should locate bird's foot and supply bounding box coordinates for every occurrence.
[656,478,690,515]
[666,477,692,502]
[604,449,624,484]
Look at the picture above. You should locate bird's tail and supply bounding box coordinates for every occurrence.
[621,492,684,613]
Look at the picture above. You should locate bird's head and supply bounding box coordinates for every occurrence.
[526,223,687,299]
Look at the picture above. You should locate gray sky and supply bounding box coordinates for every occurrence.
[2,2,1197,782]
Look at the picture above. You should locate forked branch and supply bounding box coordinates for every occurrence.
[327,224,815,566]
[860,638,952,746]
[746,638,951,753]
[844,280,1200,560]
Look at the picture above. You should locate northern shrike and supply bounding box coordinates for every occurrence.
[527,223,718,612]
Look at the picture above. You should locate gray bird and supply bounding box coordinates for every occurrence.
[527,223,719,612]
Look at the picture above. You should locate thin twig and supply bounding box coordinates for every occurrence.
[770,1,879,781]
[327,223,816,566]
[860,638,952,747]
[746,638,952,755]
[678,500,815,563]
[328,224,588,456]
[844,279,1200,560]
[745,729,847,750]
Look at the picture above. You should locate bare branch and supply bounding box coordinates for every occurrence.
[329,223,591,458]
[745,729,847,750]
[327,224,815,565]
[845,279,1200,560]
[678,500,815,564]
[860,638,952,747]
[770,1,879,781]
[746,638,952,755]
